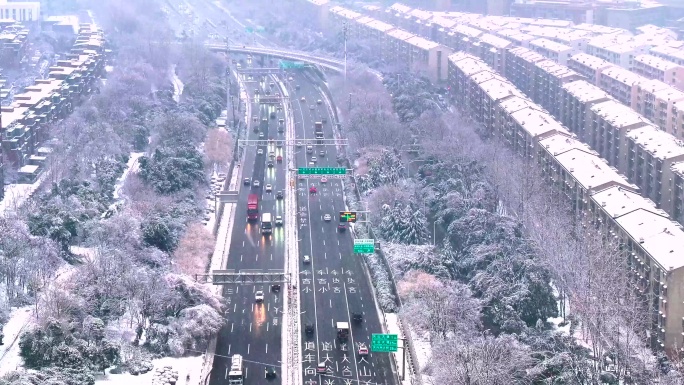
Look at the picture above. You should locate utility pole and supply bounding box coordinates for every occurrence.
[343,21,348,83]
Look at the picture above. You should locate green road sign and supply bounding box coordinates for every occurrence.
[353,239,375,254]
[298,167,346,175]
[279,60,306,69]
[339,211,357,223]
[371,334,398,352]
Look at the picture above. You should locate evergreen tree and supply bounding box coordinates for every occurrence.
[397,202,429,245]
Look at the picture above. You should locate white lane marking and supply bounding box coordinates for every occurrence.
[250,322,252,332]
[248,344,251,355]
[231,323,234,332]
[265,343,268,354]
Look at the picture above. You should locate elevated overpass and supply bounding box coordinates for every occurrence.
[206,44,344,72]
[206,44,382,79]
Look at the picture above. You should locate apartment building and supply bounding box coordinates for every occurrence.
[505,46,547,96]
[532,60,582,117]
[297,0,330,29]
[0,25,28,67]
[671,163,684,223]
[357,18,395,48]
[585,184,684,349]
[598,66,645,109]
[387,32,451,82]
[586,36,650,69]
[568,53,614,85]
[386,28,415,67]
[329,6,362,30]
[529,38,575,65]
[495,28,536,48]
[551,147,637,212]
[650,45,684,67]
[623,125,684,210]
[383,2,412,27]
[588,100,651,170]
[0,0,39,22]
[1,24,105,180]
[451,24,482,53]
[635,79,670,124]
[632,54,684,91]
[430,16,456,44]
[573,23,629,36]
[473,33,512,74]
[537,132,594,177]
[559,80,612,141]
[448,52,490,108]
[646,84,684,136]
[478,77,523,132]
[494,95,568,160]
[407,8,433,37]
[549,29,593,53]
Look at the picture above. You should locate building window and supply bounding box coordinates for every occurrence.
[28,9,32,20]
[12,9,16,20]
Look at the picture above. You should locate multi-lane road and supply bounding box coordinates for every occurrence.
[290,74,396,385]
[209,74,287,385]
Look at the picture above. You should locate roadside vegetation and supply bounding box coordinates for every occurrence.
[0,0,234,383]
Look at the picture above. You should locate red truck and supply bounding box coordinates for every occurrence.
[247,194,259,221]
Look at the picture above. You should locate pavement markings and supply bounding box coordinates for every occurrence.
[233,303,237,313]
[324,252,327,260]
[249,322,252,332]
[265,343,268,353]
[231,323,234,332]
[256,253,259,261]
[247,344,251,355]
[228,344,231,354]
[240,254,243,262]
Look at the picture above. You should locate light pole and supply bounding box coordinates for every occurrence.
[343,21,348,83]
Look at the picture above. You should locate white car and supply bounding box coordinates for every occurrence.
[324,214,332,222]
[310,105,315,110]
[317,99,322,105]
[321,177,328,183]
[255,290,264,302]
[265,184,272,192]
[275,215,283,226]
[296,141,303,148]
[358,347,369,356]
[311,156,317,163]
[301,97,306,102]
[253,180,261,188]
[303,255,311,264]
[257,148,264,155]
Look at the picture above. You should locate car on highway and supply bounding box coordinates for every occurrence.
[270,111,276,119]
[288,76,294,82]
[358,346,369,356]
[254,89,260,95]
[253,180,261,188]
[310,156,317,163]
[278,118,284,125]
[243,178,250,185]
[305,323,314,336]
[295,84,301,90]
[317,363,326,374]
[276,191,283,199]
[321,177,328,183]
[309,105,315,110]
[309,186,317,194]
[319,150,325,157]
[277,155,283,162]
[265,184,272,192]
[252,115,258,122]
[306,145,313,154]
[300,96,305,102]
[270,82,275,88]
[267,161,274,168]
[275,215,283,226]
[324,214,332,222]
[265,367,277,379]
[264,89,270,95]
[269,151,275,158]
[296,141,303,148]
[257,148,264,155]
[303,255,310,264]
[255,290,264,302]
[338,223,346,232]
[317,99,322,105]
[321,117,327,124]
[259,133,265,139]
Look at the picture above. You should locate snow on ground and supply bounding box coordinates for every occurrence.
[170,65,184,103]
[0,176,45,216]
[113,152,144,201]
[96,356,204,385]
[0,307,33,376]
[385,313,433,385]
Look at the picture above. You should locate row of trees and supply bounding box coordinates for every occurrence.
[0,0,234,383]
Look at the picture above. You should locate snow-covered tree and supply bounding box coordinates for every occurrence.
[397,202,429,245]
